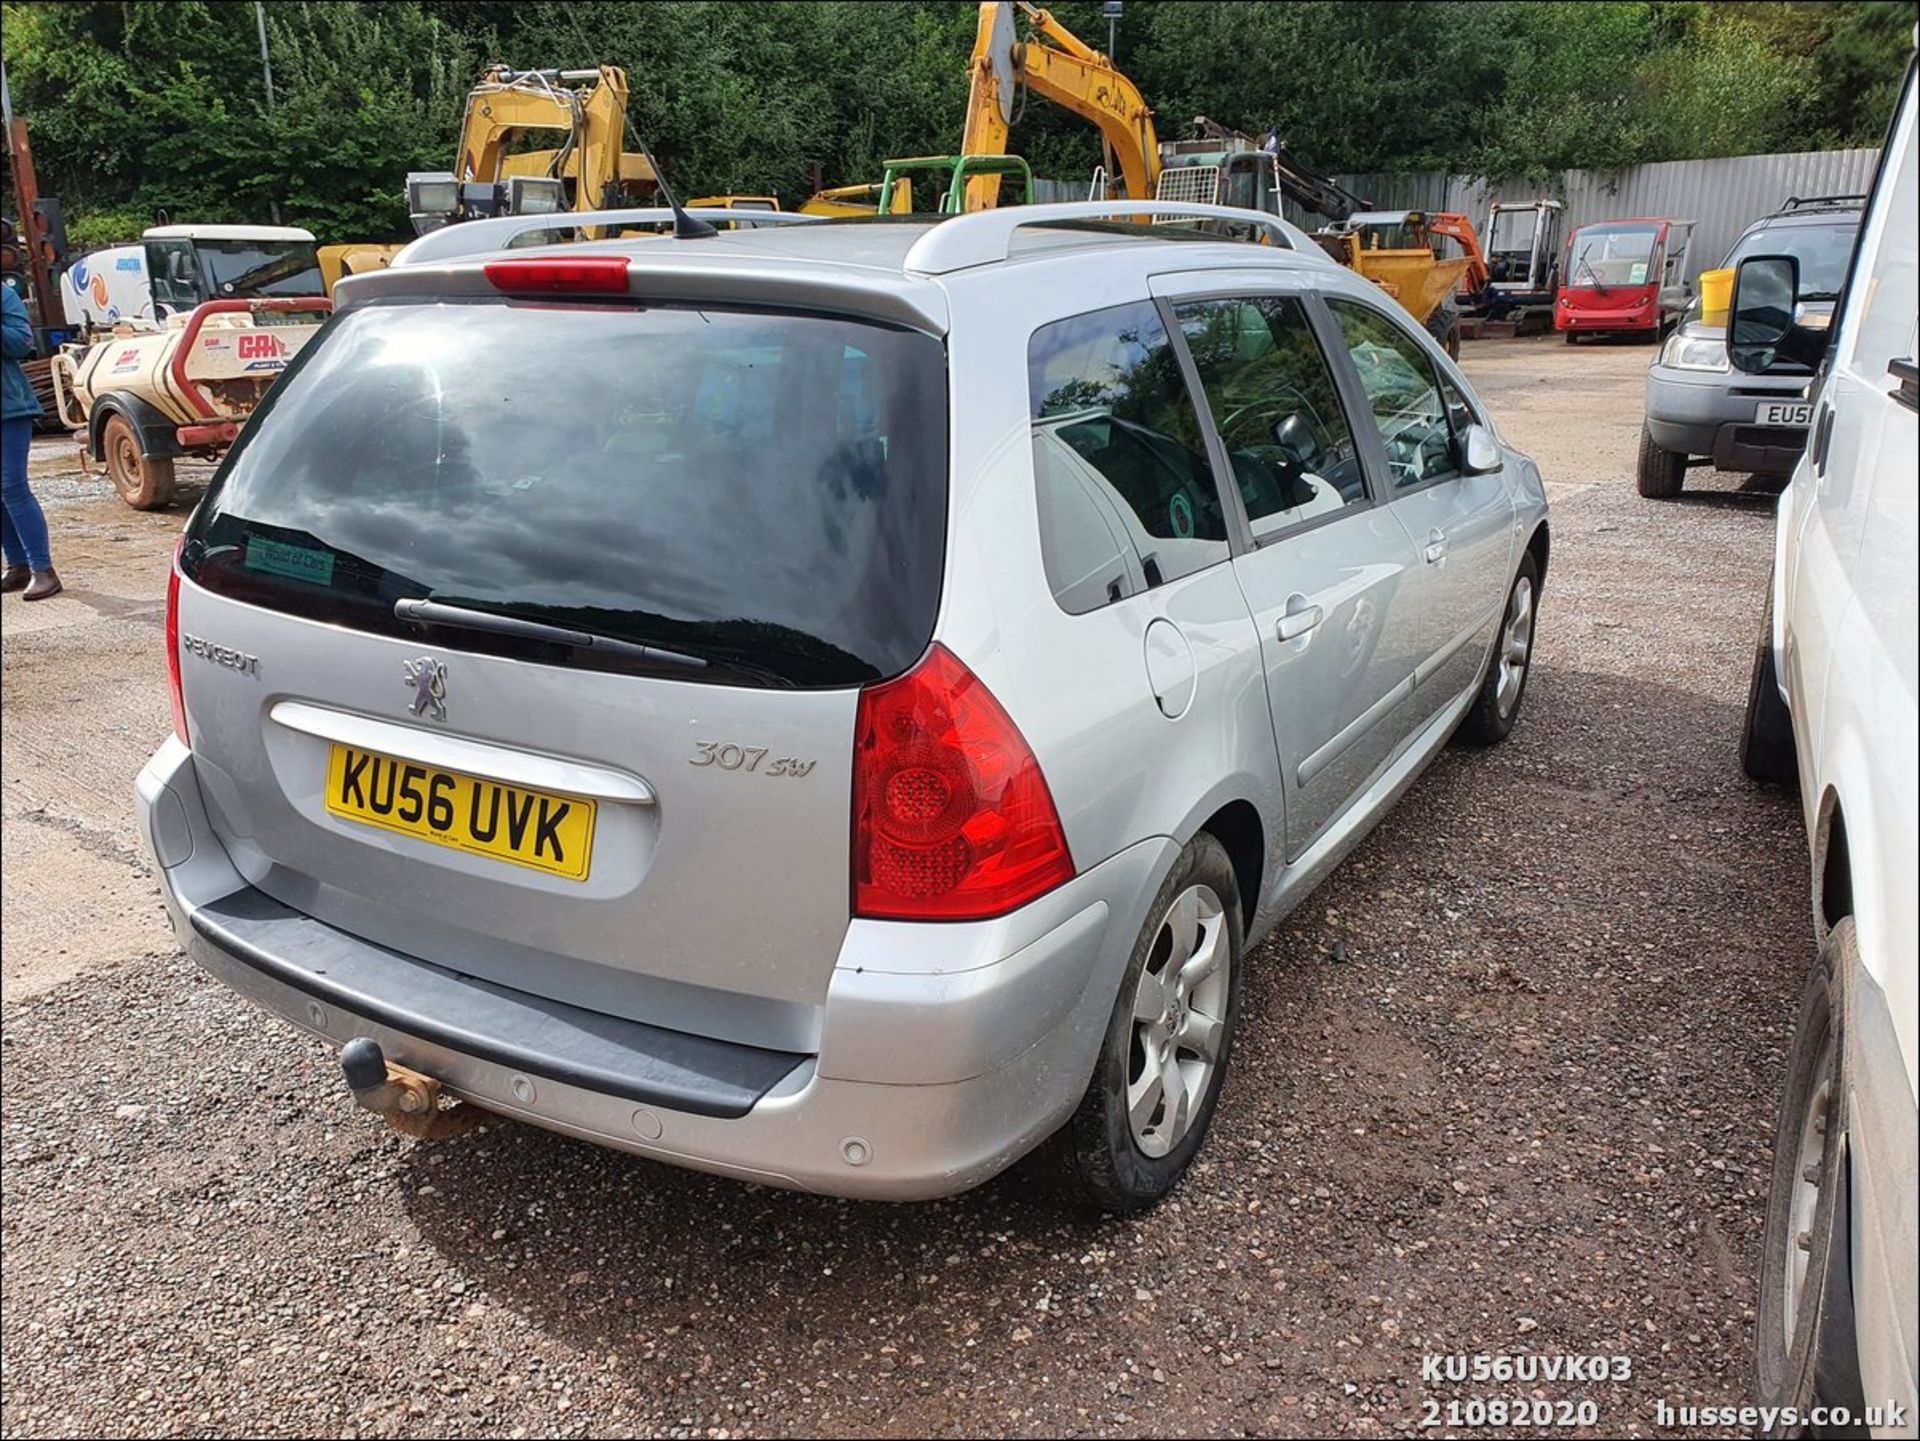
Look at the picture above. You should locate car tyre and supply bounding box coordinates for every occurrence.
[1454,550,1540,747]
[1636,422,1685,499]
[1754,920,1862,1437]
[101,412,176,511]
[1031,833,1244,1215]
[1740,589,1797,785]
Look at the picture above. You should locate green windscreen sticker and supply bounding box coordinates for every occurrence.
[245,537,335,585]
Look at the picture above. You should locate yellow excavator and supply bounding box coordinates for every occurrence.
[319,65,665,290]
[952,3,1476,344]
[794,2,1150,218]
[799,180,912,218]
[958,0,1156,212]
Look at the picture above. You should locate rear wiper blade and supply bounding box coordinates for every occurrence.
[394,598,707,671]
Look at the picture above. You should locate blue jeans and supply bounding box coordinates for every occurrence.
[1,417,50,572]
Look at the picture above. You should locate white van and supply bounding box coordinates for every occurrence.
[1732,46,1917,1440]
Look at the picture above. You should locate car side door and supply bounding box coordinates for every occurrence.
[1323,295,1517,716]
[1154,275,1427,861]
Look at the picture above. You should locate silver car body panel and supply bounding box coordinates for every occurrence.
[178,585,858,1053]
[144,209,1549,1197]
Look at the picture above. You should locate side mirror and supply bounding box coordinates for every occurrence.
[1729,254,1830,373]
[1271,413,1316,466]
[1461,423,1501,475]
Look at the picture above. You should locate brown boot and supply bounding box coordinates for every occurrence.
[0,566,26,593]
[22,568,62,601]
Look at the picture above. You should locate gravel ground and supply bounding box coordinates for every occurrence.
[1,338,1810,1438]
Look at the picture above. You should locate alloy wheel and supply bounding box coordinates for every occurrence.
[1495,575,1535,717]
[1783,1030,1837,1349]
[1127,883,1230,1158]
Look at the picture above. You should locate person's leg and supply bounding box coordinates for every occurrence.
[1,492,20,572]
[0,418,27,573]
[2,417,52,566]
[1,418,57,597]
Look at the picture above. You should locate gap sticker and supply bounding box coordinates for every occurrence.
[245,537,335,586]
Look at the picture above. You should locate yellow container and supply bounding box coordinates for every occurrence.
[1698,267,1734,324]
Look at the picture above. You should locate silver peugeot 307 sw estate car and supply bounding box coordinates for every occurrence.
[136,201,1549,1212]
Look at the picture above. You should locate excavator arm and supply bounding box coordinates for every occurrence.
[1424,213,1490,297]
[960,2,1159,210]
[458,66,656,212]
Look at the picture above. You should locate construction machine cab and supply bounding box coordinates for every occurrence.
[1484,201,1565,299]
[1159,119,1367,227]
[1155,132,1282,212]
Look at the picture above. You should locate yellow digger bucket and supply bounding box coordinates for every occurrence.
[1349,250,1473,326]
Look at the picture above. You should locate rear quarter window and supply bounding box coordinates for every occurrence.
[1026,299,1228,613]
[184,300,949,688]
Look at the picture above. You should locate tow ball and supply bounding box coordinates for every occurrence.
[339,1037,486,1140]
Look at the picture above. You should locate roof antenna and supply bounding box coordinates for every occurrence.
[620,111,716,239]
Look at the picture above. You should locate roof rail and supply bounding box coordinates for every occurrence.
[1781,193,1869,211]
[900,201,1315,276]
[392,207,822,268]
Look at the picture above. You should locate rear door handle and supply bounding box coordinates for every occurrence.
[1423,528,1448,565]
[1277,596,1324,641]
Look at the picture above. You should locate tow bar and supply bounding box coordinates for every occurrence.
[339,1037,486,1140]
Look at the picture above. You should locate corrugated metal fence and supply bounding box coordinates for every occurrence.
[1283,147,1880,283]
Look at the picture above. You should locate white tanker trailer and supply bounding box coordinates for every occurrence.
[51,297,330,508]
[50,225,330,509]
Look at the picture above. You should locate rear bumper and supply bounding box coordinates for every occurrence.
[137,737,1174,1200]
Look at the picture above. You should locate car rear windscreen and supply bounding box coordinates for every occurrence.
[183,300,949,688]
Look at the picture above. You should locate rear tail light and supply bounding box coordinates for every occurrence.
[482,257,631,294]
[165,536,188,744]
[853,645,1074,920]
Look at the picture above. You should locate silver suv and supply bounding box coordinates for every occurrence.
[136,201,1550,1212]
[1638,196,1865,498]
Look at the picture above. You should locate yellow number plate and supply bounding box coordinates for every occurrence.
[324,744,596,881]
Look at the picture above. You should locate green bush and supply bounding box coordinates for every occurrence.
[64,208,151,253]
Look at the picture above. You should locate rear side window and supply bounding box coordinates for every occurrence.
[184,301,948,688]
[1027,300,1226,613]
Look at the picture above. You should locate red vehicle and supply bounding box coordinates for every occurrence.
[1555,217,1696,341]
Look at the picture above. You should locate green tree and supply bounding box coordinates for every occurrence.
[4,0,1911,248]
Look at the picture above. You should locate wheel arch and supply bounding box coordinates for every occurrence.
[1815,793,1854,938]
[86,392,184,463]
[1524,520,1550,593]
[1193,799,1264,935]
